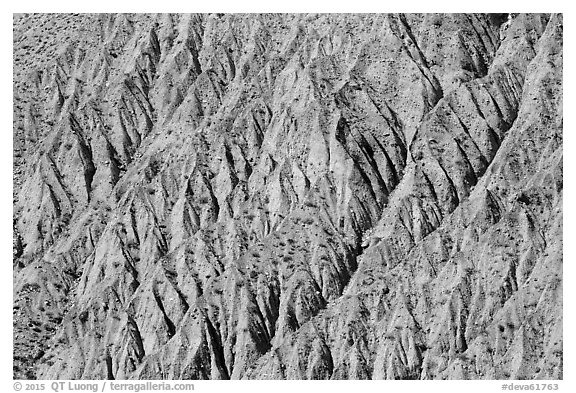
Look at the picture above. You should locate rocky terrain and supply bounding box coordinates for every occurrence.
[13,13,562,380]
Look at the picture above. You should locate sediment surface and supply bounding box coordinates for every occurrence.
[13,13,563,380]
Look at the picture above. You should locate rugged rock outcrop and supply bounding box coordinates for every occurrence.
[13,13,562,380]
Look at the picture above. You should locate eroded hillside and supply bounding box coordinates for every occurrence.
[13,13,562,380]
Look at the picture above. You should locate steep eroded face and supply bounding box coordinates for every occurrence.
[13,13,562,380]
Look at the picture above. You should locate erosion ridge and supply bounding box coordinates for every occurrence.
[13,13,562,380]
